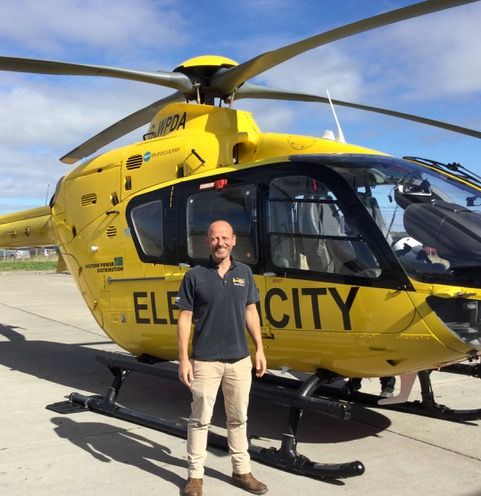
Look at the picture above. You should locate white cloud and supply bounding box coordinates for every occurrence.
[241,100,296,133]
[0,76,167,149]
[0,147,65,201]
[258,46,364,101]
[0,0,188,58]
[359,2,481,101]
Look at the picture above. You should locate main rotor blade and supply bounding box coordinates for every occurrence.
[60,92,185,164]
[212,0,478,95]
[0,56,193,93]
[235,83,481,140]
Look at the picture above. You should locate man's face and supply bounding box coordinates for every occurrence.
[207,221,236,263]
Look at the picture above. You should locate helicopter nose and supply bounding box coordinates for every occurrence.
[427,295,481,349]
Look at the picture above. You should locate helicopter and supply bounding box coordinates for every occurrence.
[1,0,481,480]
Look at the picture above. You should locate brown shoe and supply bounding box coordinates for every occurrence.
[231,472,268,494]
[183,477,203,496]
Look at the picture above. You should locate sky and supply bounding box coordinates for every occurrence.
[0,0,481,213]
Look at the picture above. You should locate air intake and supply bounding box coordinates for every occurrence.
[125,154,143,170]
[81,193,97,206]
[106,226,117,238]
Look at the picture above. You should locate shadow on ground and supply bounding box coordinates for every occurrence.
[1,323,391,449]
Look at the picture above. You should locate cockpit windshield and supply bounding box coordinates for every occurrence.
[326,155,481,288]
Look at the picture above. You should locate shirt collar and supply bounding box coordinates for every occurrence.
[208,256,237,270]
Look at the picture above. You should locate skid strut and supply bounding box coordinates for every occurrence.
[250,372,364,478]
[389,369,481,421]
[373,369,481,421]
[325,368,481,422]
[47,355,364,479]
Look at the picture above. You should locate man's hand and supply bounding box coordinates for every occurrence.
[245,303,267,377]
[255,349,267,378]
[178,359,194,387]
[177,309,194,387]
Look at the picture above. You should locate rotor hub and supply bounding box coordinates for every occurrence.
[174,55,238,72]
[173,55,239,103]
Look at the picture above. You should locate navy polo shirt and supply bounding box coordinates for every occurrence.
[176,257,259,361]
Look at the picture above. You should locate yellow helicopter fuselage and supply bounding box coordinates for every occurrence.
[1,102,480,378]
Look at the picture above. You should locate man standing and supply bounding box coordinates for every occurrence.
[177,220,268,496]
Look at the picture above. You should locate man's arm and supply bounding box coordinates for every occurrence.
[245,303,267,377]
[177,309,194,387]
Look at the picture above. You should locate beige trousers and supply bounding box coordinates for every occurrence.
[187,356,252,478]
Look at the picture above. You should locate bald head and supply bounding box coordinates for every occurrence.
[208,220,234,237]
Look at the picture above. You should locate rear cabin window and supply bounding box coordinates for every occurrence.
[268,175,381,277]
[186,184,257,264]
[130,199,164,257]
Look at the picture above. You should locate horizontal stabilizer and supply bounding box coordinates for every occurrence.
[0,206,56,248]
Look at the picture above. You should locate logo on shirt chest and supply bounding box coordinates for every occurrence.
[232,277,246,287]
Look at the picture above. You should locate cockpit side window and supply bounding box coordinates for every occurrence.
[267,175,381,278]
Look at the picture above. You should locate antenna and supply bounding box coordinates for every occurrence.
[326,90,346,143]
[44,184,50,206]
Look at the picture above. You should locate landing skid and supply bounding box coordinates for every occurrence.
[46,354,364,480]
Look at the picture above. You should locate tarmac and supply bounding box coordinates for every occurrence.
[1,271,481,496]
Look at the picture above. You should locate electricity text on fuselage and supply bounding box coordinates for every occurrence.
[132,286,359,331]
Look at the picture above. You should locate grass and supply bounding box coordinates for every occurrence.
[0,259,59,271]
